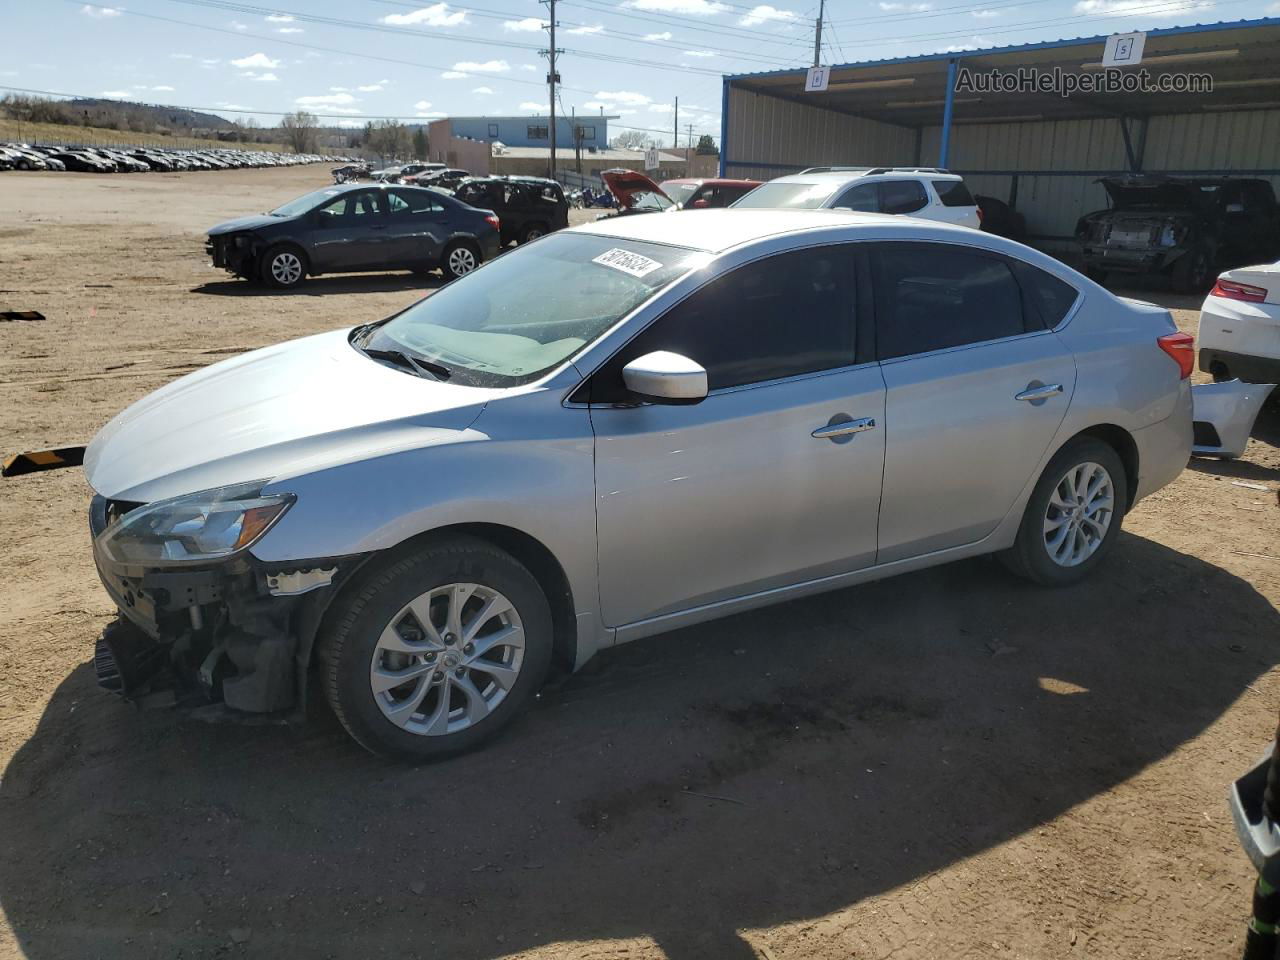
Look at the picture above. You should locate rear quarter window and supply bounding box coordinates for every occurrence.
[934,180,976,207]
[1012,262,1080,328]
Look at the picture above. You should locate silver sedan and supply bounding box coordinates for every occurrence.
[84,210,1194,759]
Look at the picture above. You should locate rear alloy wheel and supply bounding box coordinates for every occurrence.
[1001,437,1127,586]
[519,223,547,244]
[321,537,552,760]
[442,243,479,281]
[260,245,306,289]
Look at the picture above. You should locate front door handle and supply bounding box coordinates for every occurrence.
[812,417,876,441]
[1015,383,1063,403]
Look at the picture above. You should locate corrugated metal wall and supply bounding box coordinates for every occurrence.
[724,86,916,180]
[726,82,1280,251]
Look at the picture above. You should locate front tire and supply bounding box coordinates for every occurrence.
[1171,246,1212,294]
[1001,437,1128,586]
[259,244,307,289]
[320,537,553,761]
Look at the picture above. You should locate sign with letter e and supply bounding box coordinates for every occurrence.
[805,65,830,92]
[1102,32,1146,67]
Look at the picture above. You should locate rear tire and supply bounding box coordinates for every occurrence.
[1171,246,1212,294]
[519,222,548,244]
[320,537,553,761]
[441,241,480,281]
[1000,437,1128,587]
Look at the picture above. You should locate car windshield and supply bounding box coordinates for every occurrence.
[626,187,674,212]
[731,181,836,209]
[270,187,347,217]
[661,182,699,205]
[364,233,705,387]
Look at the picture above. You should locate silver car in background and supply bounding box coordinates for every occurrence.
[84,210,1194,759]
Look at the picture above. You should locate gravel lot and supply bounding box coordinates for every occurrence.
[0,165,1278,960]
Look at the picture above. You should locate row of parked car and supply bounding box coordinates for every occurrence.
[0,142,351,174]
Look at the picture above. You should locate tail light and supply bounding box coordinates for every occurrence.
[1210,278,1268,303]
[976,205,984,223]
[485,214,500,231]
[1157,332,1195,379]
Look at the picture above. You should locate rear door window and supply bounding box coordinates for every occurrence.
[934,179,976,207]
[872,243,1028,360]
[879,179,929,214]
[389,189,443,215]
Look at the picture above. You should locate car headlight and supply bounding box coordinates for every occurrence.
[98,481,294,566]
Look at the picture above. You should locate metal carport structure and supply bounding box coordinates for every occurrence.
[720,18,1280,247]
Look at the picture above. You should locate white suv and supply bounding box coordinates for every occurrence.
[731,167,981,228]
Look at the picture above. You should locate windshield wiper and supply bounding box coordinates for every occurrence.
[360,346,452,381]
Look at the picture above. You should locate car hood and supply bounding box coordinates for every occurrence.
[85,328,498,503]
[207,213,282,236]
[601,168,673,211]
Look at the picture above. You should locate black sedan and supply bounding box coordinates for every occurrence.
[48,150,115,173]
[205,183,502,288]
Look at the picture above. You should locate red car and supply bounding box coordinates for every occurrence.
[599,169,760,215]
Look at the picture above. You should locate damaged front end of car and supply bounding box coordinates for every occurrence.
[89,485,359,716]
[205,232,262,280]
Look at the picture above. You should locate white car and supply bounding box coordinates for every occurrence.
[1197,263,1280,384]
[731,167,981,229]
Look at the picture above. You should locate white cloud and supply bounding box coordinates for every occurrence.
[297,92,358,106]
[519,101,545,111]
[441,71,466,78]
[595,90,652,105]
[941,34,993,51]
[451,59,510,73]
[520,63,538,71]
[739,4,798,24]
[878,1,931,9]
[245,71,280,82]
[583,100,610,109]
[265,13,293,21]
[414,99,433,110]
[503,16,546,30]
[567,23,605,33]
[82,5,121,17]
[416,111,446,118]
[624,0,728,14]
[230,52,281,69]
[1073,0,1210,14]
[472,85,494,94]
[201,58,220,65]
[971,7,1000,15]
[356,82,385,91]
[169,53,194,59]
[231,19,248,29]
[217,102,249,110]
[100,90,132,97]
[647,103,675,113]
[643,30,673,39]
[152,84,175,91]
[683,49,717,56]
[382,3,468,26]
[277,26,304,33]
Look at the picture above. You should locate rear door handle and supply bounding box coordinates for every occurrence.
[1015,383,1063,403]
[812,417,876,440]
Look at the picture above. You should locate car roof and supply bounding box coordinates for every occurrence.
[570,208,980,254]
[768,169,964,185]
[660,178,760,187]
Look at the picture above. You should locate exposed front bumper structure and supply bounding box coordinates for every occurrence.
[89,494,360,714]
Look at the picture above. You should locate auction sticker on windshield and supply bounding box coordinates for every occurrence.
[592,248,664,278]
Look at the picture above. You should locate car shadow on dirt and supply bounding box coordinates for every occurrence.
[191,273,446,297]
[1186,402,1280,482]
[2,533,1276,959]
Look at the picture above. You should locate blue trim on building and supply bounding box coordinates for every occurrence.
[719,78,730,178]
[722,17,1280,83]
[939,58,959,168]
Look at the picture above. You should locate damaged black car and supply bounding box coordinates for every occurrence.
[1075,176,1280,293]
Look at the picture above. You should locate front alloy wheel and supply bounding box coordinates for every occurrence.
[370,583,525,736]
[261,246,306,288]
[321,537,553,760]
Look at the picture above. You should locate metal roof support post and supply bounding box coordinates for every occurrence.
[1119,115,1138,173]
[719,77,729,178]
[939,57,959,168]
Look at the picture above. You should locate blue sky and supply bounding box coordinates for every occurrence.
[3,0,1276,145]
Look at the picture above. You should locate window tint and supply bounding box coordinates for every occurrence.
[316,191,382,219]
[833,183,879,212]
[934,179,975,207]
[1012,262,1078,328]
[591,246,857,400]
[880,179,928,214]
[389,190,442,215]
[873,244,1026,359]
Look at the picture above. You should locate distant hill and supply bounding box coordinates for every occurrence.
[67,98,235,131]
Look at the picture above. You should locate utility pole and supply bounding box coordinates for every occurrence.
[540,0,561,181]
[813,0,824,66]
[686,122,693,173]
[673,97,678,157]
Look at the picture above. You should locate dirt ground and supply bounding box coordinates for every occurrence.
[0,165,1278,960]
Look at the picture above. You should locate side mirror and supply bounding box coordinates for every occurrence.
[621,351,708,405]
